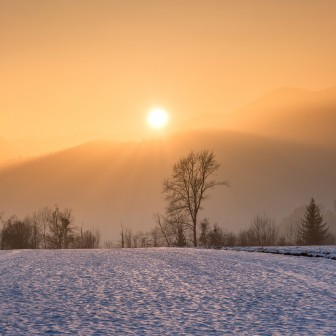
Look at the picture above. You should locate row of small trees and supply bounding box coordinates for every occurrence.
[0,205,100,250]
[1,200,333,250]
[118,201,334,249]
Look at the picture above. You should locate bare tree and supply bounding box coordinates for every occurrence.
[104,240,114,248]
[74,227,101,248]
[2,217,33,249]
[238,229,250,246]
[0,213,7,250]
[284,220,301,245]
[248,214,278,246]
[224,231,237,247]
[26,213,43,249]
[132,232,140,248]
[124,227,133,248]
[208,223,225,249]
[120,224,125,248]
[139,231,151,247]
[150,226,161,247]
[46,205,75,249]
[154,213,172,247]
[162,150,227,247]
[154,212,189,247]
[33,206,53,249]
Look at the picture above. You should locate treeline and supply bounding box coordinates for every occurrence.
[117,199,335,249]
[117,215,336,249]
[1,202,335,250]
[0,205,100,250]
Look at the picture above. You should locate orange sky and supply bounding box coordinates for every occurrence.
[1,0,336,141]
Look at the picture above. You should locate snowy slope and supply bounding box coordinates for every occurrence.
[0,248,335,335]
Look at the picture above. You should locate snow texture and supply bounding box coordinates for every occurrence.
[0,248,335,335]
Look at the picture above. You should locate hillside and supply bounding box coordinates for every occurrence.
[189,86,336,146]
[2,86,335,166]
[0,129,335,241]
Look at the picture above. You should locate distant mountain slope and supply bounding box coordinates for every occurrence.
[0,129,335,242]
[2,86,335,166]
[189,86,336,145]
[0,133,100,166]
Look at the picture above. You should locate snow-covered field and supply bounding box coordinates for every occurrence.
[1,248,335,335]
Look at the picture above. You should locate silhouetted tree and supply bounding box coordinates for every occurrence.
[155,213,172,247]
[174,224,188,247]
[2,217,33,249]
[46,205,75,249]
[154,212,190,247]
[208,223,225,249]
[26,213,43,249]
[284,220,302,245]
[199,218,210,247]
[224,231,237,247]
[238,229,250,246]
[139,231,151,247]
[37,207,52,249]
[120,224,125,248]
[104,240,114,248]
[247,214,278,246]
[299,198,329,245]
[124,227,133,248]
[150,226,161,247]
[73,228,101,248]
[162,150,227,247]
[0,213,7,250]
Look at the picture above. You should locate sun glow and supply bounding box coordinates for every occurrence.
[147,108,169,129]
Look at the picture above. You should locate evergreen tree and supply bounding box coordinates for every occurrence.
[174,225,188,247]
[299,198,329,245]
[199,218,210,247]
[208,223,224,249]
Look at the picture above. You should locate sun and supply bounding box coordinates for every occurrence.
[147,107,169,129]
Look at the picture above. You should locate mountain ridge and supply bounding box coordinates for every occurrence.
[187,86,336,146]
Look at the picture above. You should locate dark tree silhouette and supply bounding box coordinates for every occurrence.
[1,217,33,249]
[174,224,188,247]
[208,223,225,249]
[73,228,101,248]
[46,205,75,249]
[248,214,278,246]
[199,218,210,247]
[162,150,227,247]
[154,212,188,247]
[299,198,329,245]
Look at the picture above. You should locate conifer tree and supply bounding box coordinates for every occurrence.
[299,198,329,245]
[174,224,188,247]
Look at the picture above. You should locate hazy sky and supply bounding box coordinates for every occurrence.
[1,0,336,140]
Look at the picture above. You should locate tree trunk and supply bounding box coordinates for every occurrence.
[193,220,197,247]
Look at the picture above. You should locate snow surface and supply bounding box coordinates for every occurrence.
[0,248,335,335]
[225,245,336,260]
